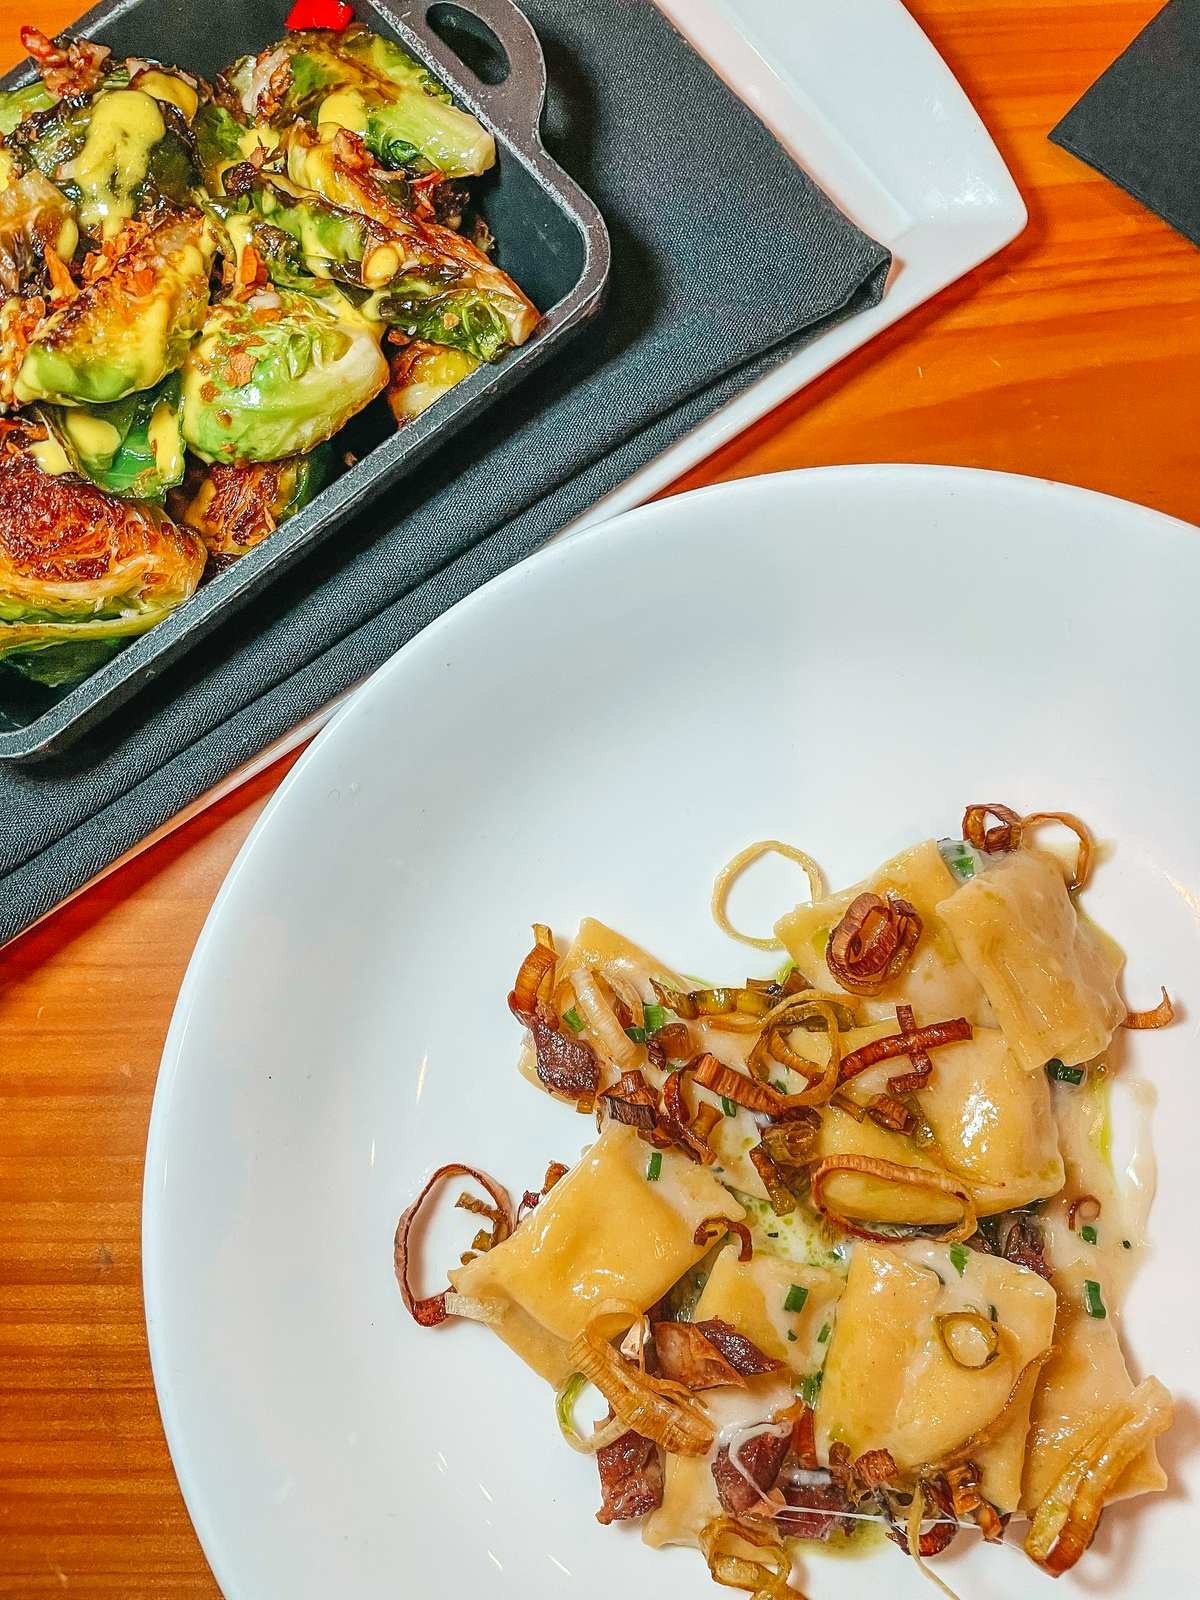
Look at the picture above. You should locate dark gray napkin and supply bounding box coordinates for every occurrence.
[0,0,890,945]
[1051,0,1200,245]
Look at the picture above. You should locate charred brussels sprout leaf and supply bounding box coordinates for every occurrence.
[171,445,332,558]
[0,80,55,137]
[16,210,214,406]
[181,287,388,463]
[0,452,205,686]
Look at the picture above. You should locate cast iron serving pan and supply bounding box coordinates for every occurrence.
[0,0,610,762]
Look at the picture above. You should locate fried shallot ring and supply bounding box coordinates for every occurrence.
[712,840,825,951]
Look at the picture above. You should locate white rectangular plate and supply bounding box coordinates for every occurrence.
[23,0,1026,931]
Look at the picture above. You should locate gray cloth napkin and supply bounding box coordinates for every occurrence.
[0,0,890,944]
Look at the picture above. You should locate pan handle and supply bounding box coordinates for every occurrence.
[396,0,549,151]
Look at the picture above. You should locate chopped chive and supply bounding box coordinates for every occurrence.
[987,1303,999,1324]
[952,853,976,880]
[643,1004,668,1034]
[817,1323,831,1345]
[772,1079,788,1093]
[767,1231,779,1239]
[721,1096,737,1118]
[646,1152,662,1182]
[949,1243,969,1277]
[1080,1224,1098,1246]
[562,1007,585,1034]
[786,1330,797,1342]
[1122,1239,1133,1250]
[1046,1059,1085,1085]
[774,959,796,984]
[625,1025,647,1044]
[1083,1279,1107,1319]
[799,1371,823,1406]
[784,1283,809,1314]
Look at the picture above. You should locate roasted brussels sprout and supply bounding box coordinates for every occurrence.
[387,340,478,425]
[45,373,185,500]
[181,286,388,463]
[0,450,205,686]
[16,210,213,406]
[279,126,538,358]
[9,85,197,238]
[224,26,494,178]
[0,169,77,295]
[171,446,331,559]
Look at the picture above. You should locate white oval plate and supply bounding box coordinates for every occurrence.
[145,467,1198,1600]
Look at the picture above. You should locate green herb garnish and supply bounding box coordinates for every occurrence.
[1083,1279,1107,1319]
[950,1243,969,1277]
[1081,1224,1098,1245]
[562,1007,585,1034]
[784,1283,809,1314]
[721,1096,737,1118]
[798,1371,823,1406]
[625,1025,647,1044]
[817,1323,831,1345]
[643,1004,668,1034]
[786,1330,797,1342]
[646,1152,662,1182]
[1046,1059,1085,1085]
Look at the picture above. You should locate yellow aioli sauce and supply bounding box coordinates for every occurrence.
[317,89,369,135]
[147,400,182,480]
[29,435,72,475]
[132,70,198,121]
[62,89,165,238]
[64,411,122,464]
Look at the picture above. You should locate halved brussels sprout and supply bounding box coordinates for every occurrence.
[225,26,494,178]
[280,126,538,359]
[0,450,206,686]
[44,373,185,500]
[387,340,478,424]
[16,209,214,406]
[9,85,198,238]
[171,445,331,559]
[0,169,78,295]
[181,286,387,463]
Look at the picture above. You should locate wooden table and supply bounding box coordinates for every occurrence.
[2,2,1196,1593]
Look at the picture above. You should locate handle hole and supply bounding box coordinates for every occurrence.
[425,4,511,85]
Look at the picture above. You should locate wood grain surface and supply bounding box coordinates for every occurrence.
[1,2,1196,1594]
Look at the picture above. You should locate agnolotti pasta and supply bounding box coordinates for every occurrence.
[399,803,1175,1595]
[450,1124,744,1384]
[937,849,1125,1072]
[813,1019,1065,1222]
[817,1241,1056,1513]
[775,839,991,1024]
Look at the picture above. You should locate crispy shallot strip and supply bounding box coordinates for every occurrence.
[394,1163,513,1327]
[826,892,922,996]
[809,1156,977,1244]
